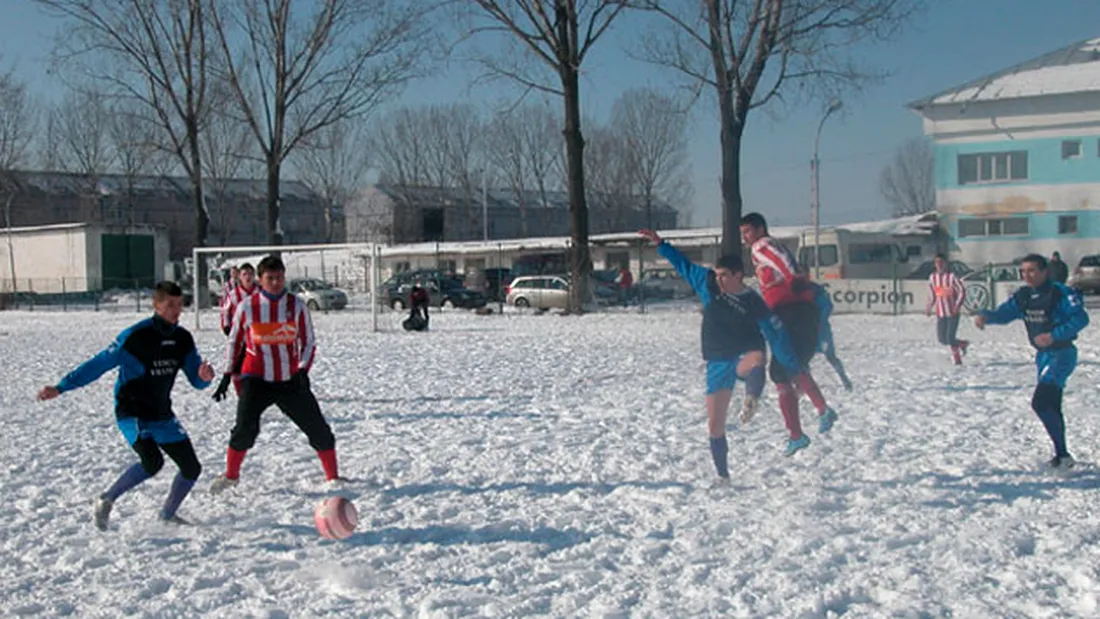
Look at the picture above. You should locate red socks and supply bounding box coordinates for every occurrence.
[226,447,247,480]
[317,449,339,481]
[795,373,828,414]
[776,383,803,439]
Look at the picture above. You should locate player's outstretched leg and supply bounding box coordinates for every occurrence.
[794,372,838,433]
[95,436,163,530]
[160,439,202,524]
[705,389,733,480]
[737,351,766,424]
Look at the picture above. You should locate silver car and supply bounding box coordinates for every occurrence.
[506,275,571,310]
[288,278,348,311]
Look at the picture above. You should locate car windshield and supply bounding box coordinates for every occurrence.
[295,279,331,291]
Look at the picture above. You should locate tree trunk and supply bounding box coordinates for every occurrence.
[718,85,746,259]
[266,158,282,245]
[561,60,591,313]
[189,128,210,307]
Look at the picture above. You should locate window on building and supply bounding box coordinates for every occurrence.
[957,217,1029,238]
[957,151,1028,184]
[906,245,923,258]
[848,243,897,264]
[1059,215,1079,235]
[798,245,839,267]
[1062,140,1082,159]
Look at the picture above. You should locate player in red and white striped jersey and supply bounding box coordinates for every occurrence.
[217,266,240,331]
[740,213,838,457]
[219,263,258,336]
[209,255,339,493]
[926,254,969,365]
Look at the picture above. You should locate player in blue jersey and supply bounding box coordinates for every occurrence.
[975,254,1089,470]
[640,229,802,476]
[38,282,216,529]
[804,274,852,391]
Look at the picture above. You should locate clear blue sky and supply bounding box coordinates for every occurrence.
[4,1,1100,228]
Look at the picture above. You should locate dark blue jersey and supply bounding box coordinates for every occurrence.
[57,314,211,420]
[658,241,799,368]
[980,282,1089,349]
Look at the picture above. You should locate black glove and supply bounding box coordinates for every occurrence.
[213,374,232,402]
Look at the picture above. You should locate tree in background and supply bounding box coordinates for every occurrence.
[463,0,628,311]
[880,136,935,216]
[634,0,924,257]
[294,117,372,243]
[208,0,435,246]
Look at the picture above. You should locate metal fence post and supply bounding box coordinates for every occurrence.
[61,277,67,312]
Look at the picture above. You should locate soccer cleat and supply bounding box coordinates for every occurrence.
[1048,454,1076,470]
[209,475,239,495]
[93,496,114,531]
[784,435,811,457]
[952,349,962,365]
[818,408,838,434]
[739,396,759,424]
[160,514,193,526]
[959,340,970,356]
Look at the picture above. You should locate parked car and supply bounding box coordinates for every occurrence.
[505,274,617,310]
[1069,255,1100,294]
[635,268,695,301]
[287,278,348,311]
[381,271,487,310]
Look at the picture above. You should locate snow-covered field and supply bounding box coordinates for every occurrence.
[3,306,1100,617]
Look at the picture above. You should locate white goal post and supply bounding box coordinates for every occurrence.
[190,242,382,332]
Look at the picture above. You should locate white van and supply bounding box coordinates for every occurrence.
[795,229,908,280]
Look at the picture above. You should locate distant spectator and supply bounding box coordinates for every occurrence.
[616,266,634,306]
[408,283,431,331]
[1049,251,1069,284]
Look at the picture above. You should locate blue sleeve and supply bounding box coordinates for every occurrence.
[182,348,212,389]
[1052,286,1089,342]
[657,242,711,305]
[56,335,124,393]
[979,294,1023,325]
[758,314,801,372]
[814,285,833,322]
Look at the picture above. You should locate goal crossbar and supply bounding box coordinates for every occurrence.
[191,242,382,332]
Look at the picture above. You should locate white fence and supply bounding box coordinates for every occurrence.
[823,278,1019,315]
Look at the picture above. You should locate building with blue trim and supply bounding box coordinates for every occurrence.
[910,38,1100,269]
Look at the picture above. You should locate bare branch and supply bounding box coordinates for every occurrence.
[880,136,934,217]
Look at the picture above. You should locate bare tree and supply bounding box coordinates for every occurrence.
[55,87,116,176]
[487,107,532,236]
[208,0,434,246]
[293,117,372,243]
[37,110,64,172]
[200,87,256,245]
[437,104,484,239]
[518,101,564,206]
[635,0,923,256]
[107,100,164,226]
[584,123,636,231]
[37,0,215,300]
[464,0,628,311]
[370,106,432,187]
[0,65,35,298]
[880,136,934,216]
[609,87,690,228]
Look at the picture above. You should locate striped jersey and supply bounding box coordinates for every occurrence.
[220,283,258,333]
[927,272,965,318]
[225,290,316,382]
[750,237,813,308]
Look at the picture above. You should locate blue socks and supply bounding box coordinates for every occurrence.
[103,463,152,501]
[160,474,196,520]
[1036,408,1068,457]
[709,436,729,478]
[744,365,766,399]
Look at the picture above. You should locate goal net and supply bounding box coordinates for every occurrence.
[190,242,382,333]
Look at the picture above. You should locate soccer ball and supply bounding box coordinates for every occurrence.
[313,496,358,540]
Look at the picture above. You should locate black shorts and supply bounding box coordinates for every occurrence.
[769,301,819,383]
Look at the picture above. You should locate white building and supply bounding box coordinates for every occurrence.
[910,37,1100,269]
[0,222,171,294]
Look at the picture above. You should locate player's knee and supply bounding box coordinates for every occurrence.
[229,426,259,451]
[1031,383,1063,413]
[177,456,201,481]
[139,449,164,476]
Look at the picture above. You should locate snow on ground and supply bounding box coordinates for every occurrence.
[3,306,1100,617]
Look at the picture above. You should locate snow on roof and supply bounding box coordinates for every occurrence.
[912,38,1100,108]
[372,213,938,257]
